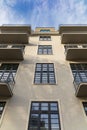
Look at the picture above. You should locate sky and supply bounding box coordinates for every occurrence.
[0,0,87,29]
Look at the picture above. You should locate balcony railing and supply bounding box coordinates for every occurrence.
[73,71,87,97]
[0,70,15,97]
[64,44,87,61]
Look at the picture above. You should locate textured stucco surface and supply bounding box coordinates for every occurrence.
[0,35,87,130]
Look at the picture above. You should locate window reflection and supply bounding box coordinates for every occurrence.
[29,102,61,130]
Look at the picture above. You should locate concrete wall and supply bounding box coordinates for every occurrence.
[35,27,56,32]
[0,35,87,130]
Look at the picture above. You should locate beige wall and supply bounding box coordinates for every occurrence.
[0,35,87,130]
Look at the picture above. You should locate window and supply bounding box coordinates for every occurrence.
[40,29,50,32]
[64,45,78,51]
[38,45,52,55]
[0,102,6,118]
[12,45,25,52]
[0,44,8,48]
[70,64,87,84]
[83,102,87,115]
[34,63,56,84]
[39,36,51,41]
[0,63,19,83]
[28,101,61,130]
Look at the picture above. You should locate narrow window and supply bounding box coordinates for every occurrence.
[34,63,56,84]
[0,102,6,118]
[38,45,52,55]
[28,101,61,130]
[83,102,87,115]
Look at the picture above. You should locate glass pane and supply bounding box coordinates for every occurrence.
[40,118,48,124]
[32,103,39,107]
[50,103,57,107]
[32,106,39,110]
[40,124,49,130]
[51,114,58,119]
[51,123,59,128]
[50,106,57,111]
[41,107,48,111]
[31,114,39,118]
[41,103,48,107]
[41,114,48,118]
[51,119,59,124]
[32,103,39,110]
[41,103,48,110]
[29,127,38,130]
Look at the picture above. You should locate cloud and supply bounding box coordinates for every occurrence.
[0,0,25,25]
[25,0,87,29]
[0,0,87,29]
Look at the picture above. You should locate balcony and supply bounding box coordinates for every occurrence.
[0,45,25,61]
[73,71,87,97]
[61,33,87,44]
[0,70,15,98]
[0,33,28,44]
[1,24,31,34]
[65,45,87,61]
[59,25,87,34]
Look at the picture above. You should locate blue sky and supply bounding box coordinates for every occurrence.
[0,0,87,29]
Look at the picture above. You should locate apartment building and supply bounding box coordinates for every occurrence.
[0,24,87,130]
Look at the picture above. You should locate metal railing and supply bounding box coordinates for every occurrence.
[73,71,87,91]
[64,44,87,53]
[0,70,15,91]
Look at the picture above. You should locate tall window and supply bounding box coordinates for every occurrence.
[70,64,87,84]
[28,101,61,130]
[0,63,19,83]
[39,36,51,41]
[34,63,56,84]
[0,102,6,118]
[38,45,52,55]
[83,102,87,115]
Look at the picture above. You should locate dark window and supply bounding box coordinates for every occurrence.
[83,102,87,115]
[0,102,6,118]
[34,63,56,84]
[64,45,78,50]
[82,45,87,48]
[0,63,19,83]
[12,45,25,52]
[40,29,50,32]
[0,44,8,48]
[28,101,61,130]
[39,36,51,41]
[38,45,52,55]
[70,64,87,84]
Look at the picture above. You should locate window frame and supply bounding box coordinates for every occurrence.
[38,45,53,55]
[39,36,51,41]
[34,63,56,85]
[28,101,61,130]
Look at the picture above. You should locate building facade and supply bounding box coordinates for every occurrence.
[0,25,87,130]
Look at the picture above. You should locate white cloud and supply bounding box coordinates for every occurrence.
[0,0,25,25]
[26,0,87,29]
[0,0,87,29]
